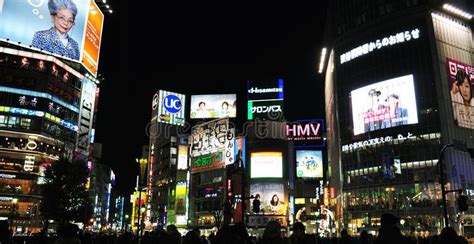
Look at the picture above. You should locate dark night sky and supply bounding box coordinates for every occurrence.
[95,1,329,194]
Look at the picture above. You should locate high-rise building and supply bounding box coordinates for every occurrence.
[323,0,473,235]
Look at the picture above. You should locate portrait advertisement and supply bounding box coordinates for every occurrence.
[0,0,90,61]
[351,74,419,135]
[249,182,287,215]
[446,58,474,129]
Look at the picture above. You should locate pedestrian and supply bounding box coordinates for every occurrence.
[259,220,290,244]
[438,227,465,244]
[359,230,371,244]
[290,222,309,244]
[373,213,414,244]
[166,225,182,244]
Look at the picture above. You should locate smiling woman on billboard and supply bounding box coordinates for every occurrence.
[32,0,80,60]
[0,0,90,61]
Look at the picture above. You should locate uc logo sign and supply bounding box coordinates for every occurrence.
[164,94,182,114]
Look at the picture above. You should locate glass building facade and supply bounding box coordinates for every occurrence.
[324,0,473,235]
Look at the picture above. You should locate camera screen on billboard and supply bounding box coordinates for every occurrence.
[0,0,91,61]
[190,94,237,119]
[250,152,283,179]
[351,75,418,135]
[296,150,323,178]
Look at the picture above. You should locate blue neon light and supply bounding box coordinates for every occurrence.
[0,86,80,113]
[278,79,284,100]
[0,106,79,131]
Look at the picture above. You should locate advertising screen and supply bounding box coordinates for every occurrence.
[249,182,286,215]
[191,151,225,172]
[177,145,189,170]
[446,58,474,129]
[351,75,418,135]
[190,118,229,157]
[190,94,237,119]
[0,0,91,62]
[82,0,104,76]
[247,79,284,101]
[154,90,186,126]
[296,150,323,178]
[250,152,283,178]
[247,100,284,121]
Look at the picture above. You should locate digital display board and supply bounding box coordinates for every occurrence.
[351,75,418,135]
[250,152,283,179]
[446,58,474,129]
[247,100,284,121]
[190,94,237,119]
[296,150,323,178]
[0,0,91,62]
[249,182,287,215]
[247,79,284,101]
[191,151,225,172]
[247,79,284,121]
[153,90,186,126]
[82,0,104,76]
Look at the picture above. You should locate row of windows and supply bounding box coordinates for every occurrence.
[0,115,76,142]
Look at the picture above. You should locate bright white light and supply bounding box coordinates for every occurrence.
[106,5,110,9]
[318,48,327,74]
[443,4,472,20]
[109,10,113,14]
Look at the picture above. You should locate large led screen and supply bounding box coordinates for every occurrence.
[446,58,474,129]
[249,182,286,215]
[351,75,418,135]
[296,150,323,178]
[190,94,237,119]
[0,0,91,61]
[250,152,283,179]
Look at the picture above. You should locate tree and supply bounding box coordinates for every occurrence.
[40,157,92,224]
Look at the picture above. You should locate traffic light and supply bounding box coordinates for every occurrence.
[458,195,469,212]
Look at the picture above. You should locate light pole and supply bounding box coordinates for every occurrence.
[136,158,148,238]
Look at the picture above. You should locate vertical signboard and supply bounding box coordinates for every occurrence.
[82,0,104,76]
[446,58,474,129]
[77,78,97,156]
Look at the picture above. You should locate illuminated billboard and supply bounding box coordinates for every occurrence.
[250,152,283,179]
[191,151,225,172]
[296,150,323,178]
[177,145,189,170]
[351,75,418,135]
[82,0,104,76]
[247,79,284,101]
[190,94,237,119]
[446,58,474,129]
[175,182,187,215]
[153,90,186,126]
[286,120,325,148]
[0,0,91,62]
[249,182,287,215]
[190,118,229,157]
[247,100,284,121]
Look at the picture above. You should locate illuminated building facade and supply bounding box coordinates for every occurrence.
[323,0,473,235]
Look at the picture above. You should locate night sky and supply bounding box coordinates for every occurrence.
[95,1,329,194]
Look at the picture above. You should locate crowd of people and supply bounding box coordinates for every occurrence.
[0,214,471,244]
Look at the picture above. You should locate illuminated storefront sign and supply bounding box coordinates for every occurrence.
[175,182,187,215]
[0,106,79,131]
[342,132,417,152]
[177,145,189,170]
[23,156,35,172]
[247,79,284,121]
[191,152,225,172]
[225,129,235,165]
[340,28,421,64]
[286,120,325,148]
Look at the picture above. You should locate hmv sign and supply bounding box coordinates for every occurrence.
[286,120,325,148]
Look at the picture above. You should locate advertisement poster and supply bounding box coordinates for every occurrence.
[250,152,283,178]
[0,0,91,61]
[249,183,287,215]
[154,90,186,126]
[190,94,237,119]
[190,118,229,157]
[82,0,104,75]
[296,150,323,178]
[351,74,418,135]
[446,58,474,129]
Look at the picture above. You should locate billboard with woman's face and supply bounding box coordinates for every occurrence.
[446,58,474,129]
[249,182,286,215]
[351,75,419,135]
[0,0,91,61]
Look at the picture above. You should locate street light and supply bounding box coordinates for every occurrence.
[135,158,148,238]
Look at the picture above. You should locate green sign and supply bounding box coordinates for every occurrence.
[192,152,224,172]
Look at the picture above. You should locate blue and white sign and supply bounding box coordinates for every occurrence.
[164,94,182,114]
[156,90,186,126]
